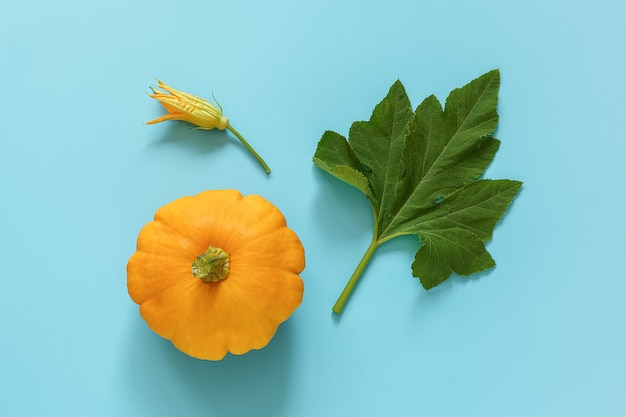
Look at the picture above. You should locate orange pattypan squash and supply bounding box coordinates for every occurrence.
[127,190,305,360]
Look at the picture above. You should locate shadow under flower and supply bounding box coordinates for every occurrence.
[145,122,231,156]
[144,122,272,175]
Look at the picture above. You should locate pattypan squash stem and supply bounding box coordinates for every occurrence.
[192,246,231,283]
[333,234,379,314]
[227,125,271,174]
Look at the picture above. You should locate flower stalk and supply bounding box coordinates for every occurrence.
[227,125,271,174]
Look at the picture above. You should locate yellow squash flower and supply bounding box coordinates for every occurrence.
[148,80,271,174]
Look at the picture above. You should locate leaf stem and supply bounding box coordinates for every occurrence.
[227,125,271,174]
[332,235,379,314]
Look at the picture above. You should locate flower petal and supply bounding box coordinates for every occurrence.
[146,112,188,125]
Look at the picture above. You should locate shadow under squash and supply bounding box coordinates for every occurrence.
[123,314,294,417]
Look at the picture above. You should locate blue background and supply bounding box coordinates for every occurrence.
[1,0,625,416]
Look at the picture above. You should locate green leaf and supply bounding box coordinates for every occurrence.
[407,179,523,242]
[412,227,494,290]
[410,179,523,288]
[313,69,522,314]
[347,80,414,217]
[313,131,371,197]
[382,69,501,237]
